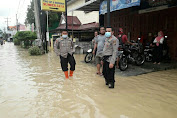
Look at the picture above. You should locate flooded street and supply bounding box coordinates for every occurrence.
[0,43,177,118]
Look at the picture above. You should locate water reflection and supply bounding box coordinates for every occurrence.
[0,43,177,118]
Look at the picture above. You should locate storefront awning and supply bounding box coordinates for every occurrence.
[68,0,100,12]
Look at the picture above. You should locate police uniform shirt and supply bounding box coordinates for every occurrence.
[103,36,118,65]
[54,37,75,58]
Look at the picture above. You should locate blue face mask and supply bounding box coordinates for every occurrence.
[62,35,68,39]
[105,32,111,38]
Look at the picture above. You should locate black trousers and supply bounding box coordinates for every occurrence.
[103,61,115,83]
[153,45,163,63]
[60,54,76,72]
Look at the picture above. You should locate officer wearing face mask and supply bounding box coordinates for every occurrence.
[54,30,76,79]
[102,27,118,89]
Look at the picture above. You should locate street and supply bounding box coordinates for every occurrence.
[0,43,177,118]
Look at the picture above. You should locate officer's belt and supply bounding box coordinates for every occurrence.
[103,55,112,62]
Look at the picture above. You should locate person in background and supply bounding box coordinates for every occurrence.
[152,31,164,65]
[0,37,3,45]
[92,31,99,47]
[54,30,76,79]
[116,28,134,68]
[102,27,118,88]
[92,31,99,56]
[93,27,106,76]
[150,33,157,46]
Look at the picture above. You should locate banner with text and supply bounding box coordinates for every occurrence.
[41,0,65,12]
[100,0,140,15]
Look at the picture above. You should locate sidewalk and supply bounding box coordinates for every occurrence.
[85,59,177,76]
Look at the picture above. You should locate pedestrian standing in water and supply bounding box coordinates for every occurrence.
[93,27,106,76]
[54,30,76,79]
[152,31,164,65]
[92,31,99,48]
[102,27,118,88]
[92,31,99,57]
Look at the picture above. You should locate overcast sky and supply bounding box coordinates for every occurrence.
[0,0,31,31]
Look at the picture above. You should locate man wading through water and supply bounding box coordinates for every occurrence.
[93,27,106,76]
[102,27,118,88]
[54,30,76,79]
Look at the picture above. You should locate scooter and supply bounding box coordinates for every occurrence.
[84,48,93,63]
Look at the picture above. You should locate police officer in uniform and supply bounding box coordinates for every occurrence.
[102,27,118,88]
[54,30,76,79]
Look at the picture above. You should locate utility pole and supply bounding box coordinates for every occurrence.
[107,0,110,27]
[72,11,74,40]
[5,17,11,30]
[46,11,49,53]
[34,0,41,39]
[16,14,18,31]
[65,0,68,31]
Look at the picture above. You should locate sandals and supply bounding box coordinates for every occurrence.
[96,72,103,76]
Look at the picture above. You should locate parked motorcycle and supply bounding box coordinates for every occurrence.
[119,38,145,71]
[84,48,93,63]
[144,45,154,62]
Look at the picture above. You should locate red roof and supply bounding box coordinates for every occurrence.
[56,16,99,31]
[56,24,80,30]
[56,22,99,31]
[79,22,99,30]
[67,16,81,25]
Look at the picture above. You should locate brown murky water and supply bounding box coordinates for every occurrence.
[0,43,177,118]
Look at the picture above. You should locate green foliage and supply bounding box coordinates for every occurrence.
[28,46,42,55]
[48,12,61,27]
[25,0,35,25]
[13,39,20,45]
[0,29,3,35]
[25,0,61,28]
[13,31,37,48]
[13,31,37,41]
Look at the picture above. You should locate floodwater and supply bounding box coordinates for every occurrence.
[0,42,177,118]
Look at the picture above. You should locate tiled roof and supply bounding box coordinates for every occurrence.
[56,22,99,31]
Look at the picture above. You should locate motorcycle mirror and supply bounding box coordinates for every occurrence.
[165,36,168,38]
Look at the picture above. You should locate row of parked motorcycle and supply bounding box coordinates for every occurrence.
[84,36,170,71]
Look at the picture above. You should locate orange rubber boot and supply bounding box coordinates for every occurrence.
[69,70,74,77]
[64,71,69,79]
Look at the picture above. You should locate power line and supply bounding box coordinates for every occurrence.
[4,18,11,28]
[17,0,27,19]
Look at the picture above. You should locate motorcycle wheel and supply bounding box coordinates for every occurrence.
[84,53,93,63]
[145,54,153,62]
[135,54,145,66]
[119,57,128,71]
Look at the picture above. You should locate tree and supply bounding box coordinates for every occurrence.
[13,31,37,48]
[0,29,3,35]
[25,0,61,28]
[48,12,61,27]
[25,0,35,25]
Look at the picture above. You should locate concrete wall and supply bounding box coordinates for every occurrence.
[67,0,99,24]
